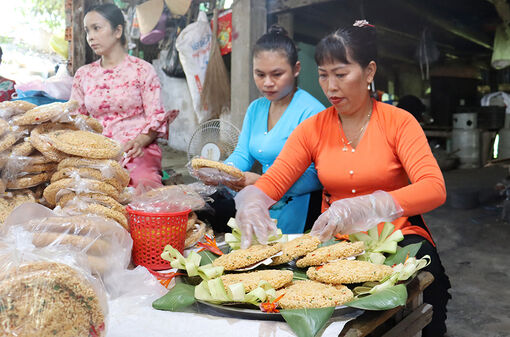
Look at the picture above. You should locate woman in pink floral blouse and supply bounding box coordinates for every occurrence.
[71,3,172,188]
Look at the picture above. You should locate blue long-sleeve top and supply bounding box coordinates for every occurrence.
[226,88,325,233]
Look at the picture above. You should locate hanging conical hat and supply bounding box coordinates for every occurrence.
[136,0,164,35]
[164,0,192,16]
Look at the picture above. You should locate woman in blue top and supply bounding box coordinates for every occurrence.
[198,25,325,234]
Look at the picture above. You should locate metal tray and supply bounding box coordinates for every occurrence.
[195,300,356,321]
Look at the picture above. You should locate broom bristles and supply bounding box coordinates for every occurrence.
[200,10,231,119]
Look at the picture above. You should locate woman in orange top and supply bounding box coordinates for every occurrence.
[234,21,450,336]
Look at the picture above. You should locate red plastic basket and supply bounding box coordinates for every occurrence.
[127,206,191,271]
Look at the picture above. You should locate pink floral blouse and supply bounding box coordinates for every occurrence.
[71,55,169,144]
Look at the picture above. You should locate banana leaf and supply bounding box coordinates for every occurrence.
[198,250,219,266]
[152,283,196,311]
[346,284,407,310]
[384,242,423,266]
[292,268,308,280]
[280,307,335,337]
[318,238,338,248]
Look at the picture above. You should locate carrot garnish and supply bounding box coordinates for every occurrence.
[196,234,224,255]
[260,293,286,313]
[334,233,350,241]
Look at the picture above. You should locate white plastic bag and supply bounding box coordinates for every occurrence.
[175,11,212,123]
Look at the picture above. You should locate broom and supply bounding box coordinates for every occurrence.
[200,7,231,119]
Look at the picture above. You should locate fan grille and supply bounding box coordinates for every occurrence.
[187,119,240,161]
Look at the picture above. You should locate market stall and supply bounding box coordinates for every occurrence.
[0,100,433,336]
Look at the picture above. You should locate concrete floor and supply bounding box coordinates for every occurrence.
[160,143,510,337]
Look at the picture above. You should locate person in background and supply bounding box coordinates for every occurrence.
[196,25,325,234]
[234,21,450,336]
[0,47,16,102]
[71,3,174,188]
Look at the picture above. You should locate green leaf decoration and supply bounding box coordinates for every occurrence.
[346,284,407,310]
[291,268,308,281]
[280,307,335,337]
[318,238,338,248]
[152,283,196,311]
[384,242,424,266]
[198,250,219,266]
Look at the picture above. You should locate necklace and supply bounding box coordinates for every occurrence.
[340,107,372,152]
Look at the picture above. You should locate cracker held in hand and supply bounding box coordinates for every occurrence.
[212,243,282,271]
[221,269,293,292]
[306,260,393,284]
[296,241,365,268]
[271,234,321,265]
[0,261,105,337]
[48,130,122,159]
[275,280,353,309]
[191,158,243,178]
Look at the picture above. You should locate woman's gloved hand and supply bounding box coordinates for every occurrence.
[310,190,403,241]
[234,185,277,249]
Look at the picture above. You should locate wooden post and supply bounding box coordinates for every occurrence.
[71,0,86,75]
[227,0,266,129]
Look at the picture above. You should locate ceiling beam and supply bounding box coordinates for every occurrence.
[267,0,335,14]
[391,0,493,50]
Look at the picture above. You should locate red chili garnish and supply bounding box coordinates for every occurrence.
[334,233,350,241]
[90,325,98,337]
[153,271,185,289]
[260,293,286,313]
[316,265,324,270]
[404,253,410,263]
[196,234,224,255]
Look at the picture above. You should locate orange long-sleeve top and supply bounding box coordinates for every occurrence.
[255,100,446,244]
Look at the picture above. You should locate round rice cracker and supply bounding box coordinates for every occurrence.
[23,162,58,174]
[43,177,120,206]
[6,172,52,190]
[57,192,126,215]
[0,261,106,337]
[51,167,124,192]
[0,132,17,152]
[212,243,283,271]
[0,118,8,136]
[31,231,111,256]
[185,219,206,248]
[191,158,244,179]
[270,234,322,265]
[29,131,69,161]
[62,203,128,230]
[11,100,79,126]
[221,269,293,293]
[25,153,56,165]
[0,189,36,223]
[306,260,394,284]
[71,115,103,133]
[275,280,354,309]
[48,130,122,159]
[11,140,34,156]
[296,241,365,268]
[23,214,124,237]
[58,157,130,187]
[0,100,36,118]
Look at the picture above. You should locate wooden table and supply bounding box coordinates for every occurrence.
[339,271,434,337]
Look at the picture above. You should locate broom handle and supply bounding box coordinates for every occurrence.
[212,8,218,37]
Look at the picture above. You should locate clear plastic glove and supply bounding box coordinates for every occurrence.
[310,190,403,241]
[234,185,277,249]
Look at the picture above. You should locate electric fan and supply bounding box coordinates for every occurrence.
[187,119,241,161]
